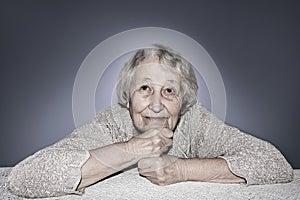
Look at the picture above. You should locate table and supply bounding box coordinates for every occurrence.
[1,167,299,199]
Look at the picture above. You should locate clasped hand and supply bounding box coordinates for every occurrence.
[138,154,187,186]
[126,128,173,157]
[127,128,187,186]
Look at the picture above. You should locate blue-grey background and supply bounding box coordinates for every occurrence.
[1,0,299,168]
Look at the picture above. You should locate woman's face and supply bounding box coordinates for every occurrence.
[129,60,182,133]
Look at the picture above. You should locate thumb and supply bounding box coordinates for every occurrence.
[160,128,173,138]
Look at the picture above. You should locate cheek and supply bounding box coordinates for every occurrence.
[166,103,181,130]
[165,100,181,116]
[130,94,150,114]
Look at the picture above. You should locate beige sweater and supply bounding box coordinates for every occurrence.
[7,103,293,198]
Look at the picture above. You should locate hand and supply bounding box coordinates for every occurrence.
[138,155,188,186]
[125,128,173,158]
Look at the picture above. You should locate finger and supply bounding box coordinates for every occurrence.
[146,176,167,186]
[161,154,178,163]
[139,169,157,177]
[139,165,162,174]
[154,140,172,153]
[146,176,159,185]
[136,129,159,139]
[160,128,173,138]
[139,159,169,174]
[138,157,157,169]
[163,138,173,147]
[158,145,171,154]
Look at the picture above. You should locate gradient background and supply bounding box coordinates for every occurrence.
[1,0,299,168]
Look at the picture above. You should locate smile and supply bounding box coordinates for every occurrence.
[143,116,168,120]
[142,116,169,127]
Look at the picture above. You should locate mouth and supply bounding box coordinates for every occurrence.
[142,116,169,127]
[143,116,168,120]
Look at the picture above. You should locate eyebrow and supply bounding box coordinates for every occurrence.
[138,78,179,85]
[140,78,152,82]
[166,80,179,84]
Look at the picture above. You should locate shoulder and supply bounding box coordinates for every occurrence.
[175,102,209,134]
[94,104,131,123]
[181,102,212,121]
[94,104,134,142]
[178,102,225,135]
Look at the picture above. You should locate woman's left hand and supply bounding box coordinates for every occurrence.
[137,155,187,186]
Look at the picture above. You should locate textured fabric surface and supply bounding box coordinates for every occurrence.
[2,168,300,200]
[7,103,293,198]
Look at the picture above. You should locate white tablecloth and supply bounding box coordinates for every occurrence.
[1,167,299,199]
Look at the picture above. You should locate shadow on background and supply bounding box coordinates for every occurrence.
[0,0,299,168]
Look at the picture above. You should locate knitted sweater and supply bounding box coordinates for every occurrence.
[7,103,293,198]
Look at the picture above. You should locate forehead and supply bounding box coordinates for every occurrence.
[132,63,180,84]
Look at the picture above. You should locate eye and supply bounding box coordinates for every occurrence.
[165,88,174,94]
[140,85,150,91]
[137,85,152,95]
[163,87,176,96]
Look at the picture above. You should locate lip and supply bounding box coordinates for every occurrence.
[143,116,168,120]
[142,116,169,122]
[142,116,169,128]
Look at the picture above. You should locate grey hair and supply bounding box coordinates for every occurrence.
[115,45,198,114]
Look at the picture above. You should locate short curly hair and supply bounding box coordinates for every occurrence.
[115,45,198,114]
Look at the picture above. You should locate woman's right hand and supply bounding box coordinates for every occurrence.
[125,128,173,158]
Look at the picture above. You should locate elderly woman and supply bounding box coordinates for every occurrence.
[8,46,293,198]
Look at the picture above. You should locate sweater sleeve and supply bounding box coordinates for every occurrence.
[7,109,114,198]
[189,103,294,185]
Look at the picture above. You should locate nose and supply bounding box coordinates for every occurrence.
[149,104,164,113]
[149,91,164,113]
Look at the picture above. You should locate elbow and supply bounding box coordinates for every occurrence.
[279,162,294,183]
[268,164,294,184]
[7,162,49,198]
[262,143,294,184]
[7,164,59,198]
[7,165,31,198]
[264,156,294,184]
[272,149,294,184]
[7,153,87,198]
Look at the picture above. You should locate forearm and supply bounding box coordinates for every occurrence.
[78,142,141,189]
[179,158,246,183]
[78,128,173,189]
